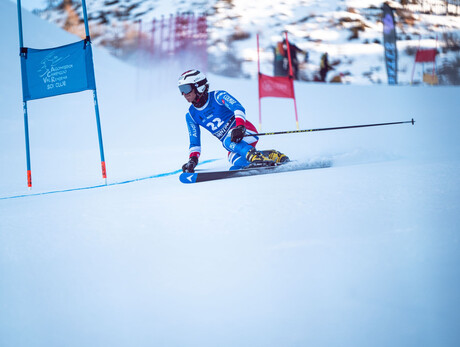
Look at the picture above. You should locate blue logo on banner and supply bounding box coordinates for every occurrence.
[20,39,96,101]
[383,14,395,35]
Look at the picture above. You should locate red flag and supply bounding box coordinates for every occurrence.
[258,73,294,99]
[415,49,437,63]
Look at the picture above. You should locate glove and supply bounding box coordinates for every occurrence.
[230,125,246,143]
[182,156,198,173]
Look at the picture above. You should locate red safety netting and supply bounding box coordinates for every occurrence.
[136,13,208,71]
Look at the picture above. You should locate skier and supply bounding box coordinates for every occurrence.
[179,69,289,173]
[319,52,334,82]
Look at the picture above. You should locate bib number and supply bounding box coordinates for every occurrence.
[206,118,224,131]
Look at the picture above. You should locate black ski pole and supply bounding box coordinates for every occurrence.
[245,118,415,137]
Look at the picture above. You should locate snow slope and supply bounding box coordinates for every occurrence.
[1,1,460,346]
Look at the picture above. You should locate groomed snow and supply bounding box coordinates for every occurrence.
[1,2,460,346]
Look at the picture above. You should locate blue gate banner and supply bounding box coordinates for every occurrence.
[20,39,96,101]
[382,3,398,85]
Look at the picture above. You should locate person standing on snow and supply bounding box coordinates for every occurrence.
[275,38,307,80]
[179,69,289,173]
[319,52,334,82]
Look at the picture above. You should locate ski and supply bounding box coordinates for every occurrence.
[179,160,332,184]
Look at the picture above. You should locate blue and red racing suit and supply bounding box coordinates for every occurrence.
[185,90,259,168]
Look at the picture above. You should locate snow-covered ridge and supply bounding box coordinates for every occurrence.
[21,0,460,84]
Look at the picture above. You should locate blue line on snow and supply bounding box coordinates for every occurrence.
[0,159,220,201]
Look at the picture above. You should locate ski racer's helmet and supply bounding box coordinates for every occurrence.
[178,69,209,95]
[178,69,209,107]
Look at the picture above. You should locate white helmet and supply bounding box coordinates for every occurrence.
[178,69,209,95]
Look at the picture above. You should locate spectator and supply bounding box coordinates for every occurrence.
[319,52,334,82]
[274,38,307,80]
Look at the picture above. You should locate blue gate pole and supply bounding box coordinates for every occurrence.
[23,102,32,189]
[92,89,107,183]
[81,0,91,39]
[82,0,107,184]
[17,0,32,189]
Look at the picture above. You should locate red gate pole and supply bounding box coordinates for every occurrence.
[151,18,156,56]
[257,34,263,131]
[284,32,300,129]
[169,14,174,55]
[160,15,164,54]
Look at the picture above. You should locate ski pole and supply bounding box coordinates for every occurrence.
[245,119,415,137]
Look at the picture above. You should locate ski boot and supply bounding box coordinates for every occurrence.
[246,148,276,167]
[261,150,290,164]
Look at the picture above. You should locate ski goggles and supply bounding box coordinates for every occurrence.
[179,84,193,95]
